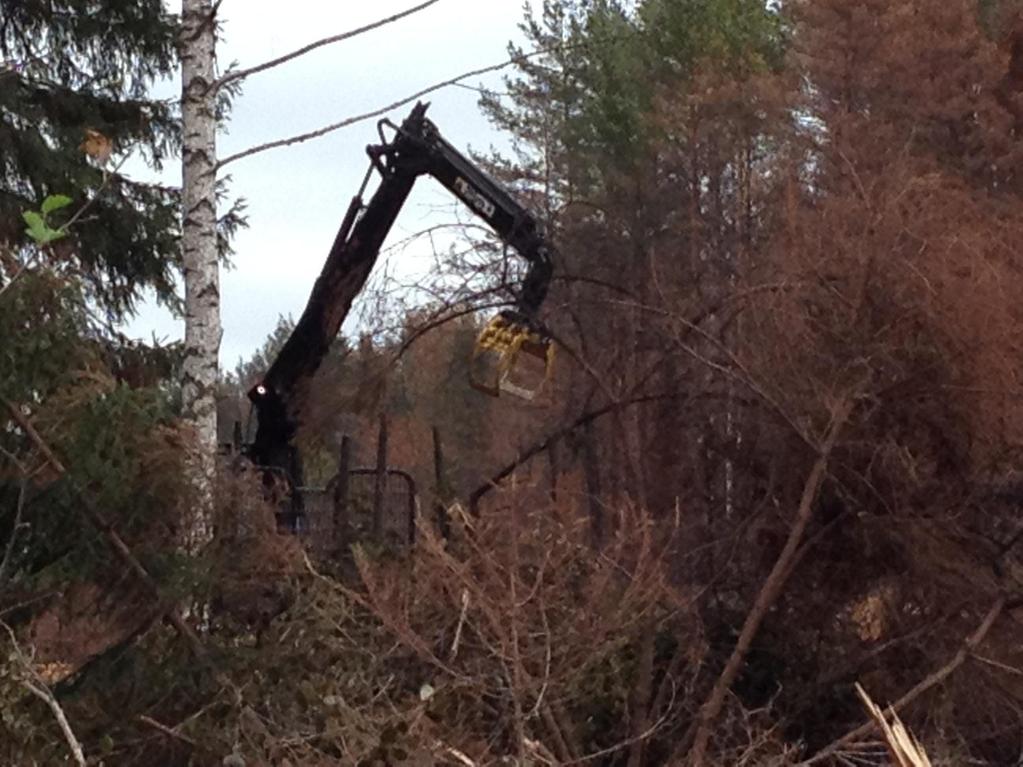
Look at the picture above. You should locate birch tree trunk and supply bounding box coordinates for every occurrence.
[180,0,220,546]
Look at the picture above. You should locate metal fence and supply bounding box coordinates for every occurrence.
[294,468,418,556]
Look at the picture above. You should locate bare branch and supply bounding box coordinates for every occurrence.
[468,390,682,514]
[138,715,200,749]
[214,0,441,92]
[389,297,507,361]
[573,678,678,764]
[217,52,533,169]
[684,398,854,767]
[216,26,637,168]
[2,622,86,767]
[1,396,215,672]
[0,477,28,588]
[797,595,1007,766]
[0,247,42,303]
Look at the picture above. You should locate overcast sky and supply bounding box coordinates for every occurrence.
[124,0,534,367]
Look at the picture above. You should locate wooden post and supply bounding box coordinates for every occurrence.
[372,414,388,540]
[432,426,450,539]
[396,471,418,545]
[332,435,352,555]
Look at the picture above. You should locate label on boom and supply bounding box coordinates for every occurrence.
[454,177,496,218]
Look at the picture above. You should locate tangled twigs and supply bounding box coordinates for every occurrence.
[2,621,86,767]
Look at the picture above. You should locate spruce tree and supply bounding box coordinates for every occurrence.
[0,0,180,318]
[0,2,190,634]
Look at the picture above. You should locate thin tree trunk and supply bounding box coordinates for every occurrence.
[180,0,220,547]
[684,400,852,767]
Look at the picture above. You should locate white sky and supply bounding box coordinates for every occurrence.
[124,0,534,368]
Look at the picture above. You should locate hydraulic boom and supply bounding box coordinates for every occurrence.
[245,102,556,525]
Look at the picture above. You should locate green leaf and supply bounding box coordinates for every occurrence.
[22,210,44,231]
[41,194,73,215]
[23,210,66,245]
[23,210,48,243]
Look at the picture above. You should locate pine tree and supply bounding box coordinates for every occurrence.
[791,0,1019,189]
[476,0,787,512]
[481,0,784,199]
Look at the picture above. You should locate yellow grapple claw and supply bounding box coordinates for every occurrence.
[470,313,554,401]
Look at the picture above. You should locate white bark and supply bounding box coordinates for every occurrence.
[180,0,220,545]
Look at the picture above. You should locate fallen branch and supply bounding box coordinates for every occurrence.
[2,622,86,767]
[683,398,853,767]
[855,683,932,767]
[797,594,1006,765]
[2,397,210,666]
[138,714,199,749]
[21,679,86,766]
[450,588,469,659]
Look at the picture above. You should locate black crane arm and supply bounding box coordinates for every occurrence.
[399,115,553,317]
[247,102,555,480]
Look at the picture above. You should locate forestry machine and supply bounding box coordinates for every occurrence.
[245,102,556,527]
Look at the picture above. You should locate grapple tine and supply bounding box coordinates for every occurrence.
[470,312,554,400]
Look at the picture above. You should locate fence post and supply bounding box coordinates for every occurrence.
[432,426,451,539]
[372,413,388,541]
[332,435,352,556]
[391,470,418,546]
